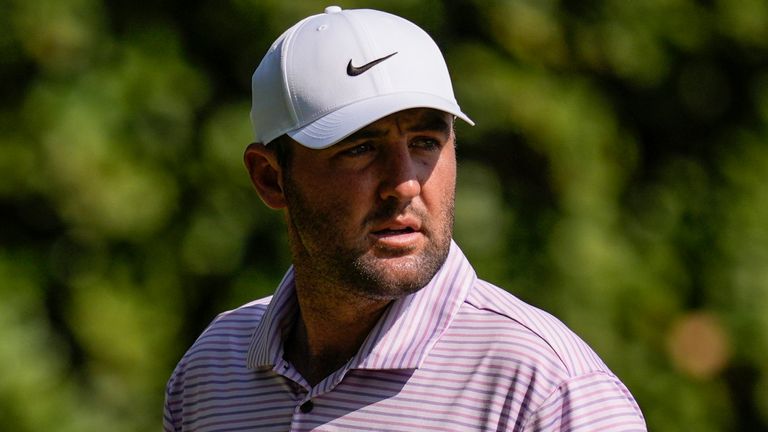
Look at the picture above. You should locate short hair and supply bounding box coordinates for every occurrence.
[267,135,292,168]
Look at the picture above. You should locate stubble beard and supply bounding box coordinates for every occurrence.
[283,174,454,301]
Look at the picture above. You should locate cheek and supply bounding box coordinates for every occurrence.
[425,155,457,197]
[420,176,455,227]
[298,174,375,223]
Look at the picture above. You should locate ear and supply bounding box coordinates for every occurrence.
[244,142,287,209]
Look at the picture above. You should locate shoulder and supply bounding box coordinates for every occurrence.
[462,279,610,378]
[456,280,646,429]
[163,297,274,430]
[198,297,272,341]
[165,297,271,388]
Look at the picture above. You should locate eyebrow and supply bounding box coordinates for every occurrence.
[341,112,452,143]
[406,111,452,134]
[343,127,388,142]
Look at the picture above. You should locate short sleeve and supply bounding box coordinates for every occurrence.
[522,371,647,431]
[162,369,182,432]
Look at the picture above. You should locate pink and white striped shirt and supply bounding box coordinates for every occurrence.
[164,241,646,431]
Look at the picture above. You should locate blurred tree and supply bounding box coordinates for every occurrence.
[1,0,767,430]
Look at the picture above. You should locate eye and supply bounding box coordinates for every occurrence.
[342,142,374,156]
[410,137,441,151]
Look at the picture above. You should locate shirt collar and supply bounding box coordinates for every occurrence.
[245,267,298,369]
[246,240,476,371]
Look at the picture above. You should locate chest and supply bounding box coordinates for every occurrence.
[174,359,545,432]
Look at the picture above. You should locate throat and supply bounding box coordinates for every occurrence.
[287,348,355,387]
[283,296,391,386]
[283,321,360,386]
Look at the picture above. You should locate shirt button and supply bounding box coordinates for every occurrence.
[300,400,314,413]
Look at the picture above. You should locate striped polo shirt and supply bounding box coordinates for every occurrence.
[164,241,646,431]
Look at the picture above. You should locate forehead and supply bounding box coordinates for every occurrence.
[342,108,453,142]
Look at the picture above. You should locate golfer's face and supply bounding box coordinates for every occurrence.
[283,108,456,298]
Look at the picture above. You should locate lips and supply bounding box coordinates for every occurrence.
[370,216,420,234]
[369,216,423,247]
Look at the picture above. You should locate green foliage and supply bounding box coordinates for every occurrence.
[2,0,767,430]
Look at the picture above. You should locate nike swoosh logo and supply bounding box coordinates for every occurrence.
[346,52,398,76]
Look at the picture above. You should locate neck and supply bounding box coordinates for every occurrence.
[284,272,391,386]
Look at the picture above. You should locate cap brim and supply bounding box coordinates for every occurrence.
[287,92,474,149]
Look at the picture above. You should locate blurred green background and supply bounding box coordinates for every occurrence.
[2,0,767,430]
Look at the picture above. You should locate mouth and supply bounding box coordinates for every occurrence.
[369,217,423,250]
[372,227,417,237]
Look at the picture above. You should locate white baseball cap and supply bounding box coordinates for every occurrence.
[250,6,474,149]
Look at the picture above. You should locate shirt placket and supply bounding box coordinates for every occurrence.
[278,358,358,430]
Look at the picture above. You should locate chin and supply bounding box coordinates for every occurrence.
[348,251,444,300]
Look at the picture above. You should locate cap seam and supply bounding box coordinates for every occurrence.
[344,11,392,93]
[281,15,315,127]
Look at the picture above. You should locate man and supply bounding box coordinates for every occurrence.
[164,6,646,431]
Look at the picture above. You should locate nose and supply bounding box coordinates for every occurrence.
[378,144,421,202]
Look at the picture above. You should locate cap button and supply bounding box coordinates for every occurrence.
[324,5,342,14]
